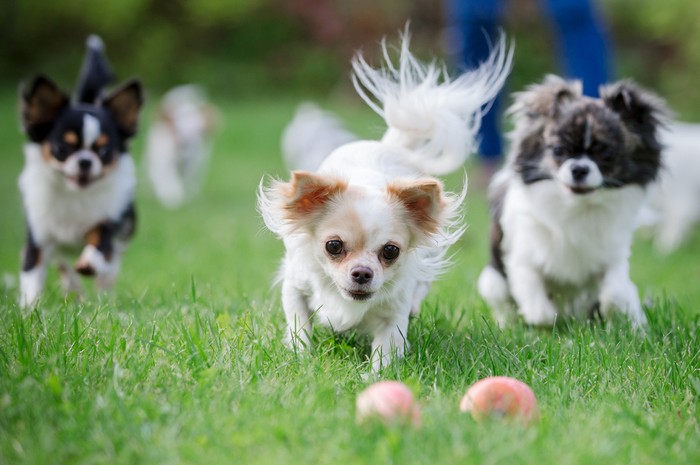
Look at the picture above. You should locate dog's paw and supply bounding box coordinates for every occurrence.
[75,262,96,276]
[19,268,45,309]
[601,299,647,330]
[519,302,558,327]
[75,245,107,278]
[599,280,646,329]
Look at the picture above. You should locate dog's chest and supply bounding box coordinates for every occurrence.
[19,150,136,245]
[310,290,370,331]
[502,182,644,283]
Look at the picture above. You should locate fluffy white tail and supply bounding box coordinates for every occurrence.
[352,28,512,175]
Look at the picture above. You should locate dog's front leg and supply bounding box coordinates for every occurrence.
[19,226,48,308]
[281,279,314,351]
[370,314,409,372]
[76,203,135,290]
[599,260,646,328]
[76,222,115,285]
[508,262,558,326]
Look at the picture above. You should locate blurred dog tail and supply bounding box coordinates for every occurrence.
[352,27,512,175]
[75,34,116,104]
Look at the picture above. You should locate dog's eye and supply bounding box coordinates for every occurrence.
[325,240,344,256]
[53,143,73,161]
[551,145,566,158]
[597,147,614,164]
[95,145,110,157]
[381,244,400,261]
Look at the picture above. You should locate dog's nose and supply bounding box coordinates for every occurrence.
[351,266,373,285]
[571,164,589,182]
[78,158,92,171]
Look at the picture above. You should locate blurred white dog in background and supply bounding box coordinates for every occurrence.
[640,122,700,253]
[281,102,357,172]
[146,85,218,208]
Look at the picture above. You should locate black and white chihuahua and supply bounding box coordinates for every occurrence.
[18,35,144,307]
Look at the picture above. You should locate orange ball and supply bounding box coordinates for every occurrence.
[356,381,421,426]
[459,376,539,424]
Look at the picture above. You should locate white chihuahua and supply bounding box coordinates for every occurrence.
[259,31,511,370]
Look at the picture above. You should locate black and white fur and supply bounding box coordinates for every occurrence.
[478,75,667,328]
[18,35,143,307]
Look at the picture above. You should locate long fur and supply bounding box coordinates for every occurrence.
[352,28,512,175]
[478,75,667,328]
[17,36,143,307]
[639,122,700,253]
[259,30,511,371]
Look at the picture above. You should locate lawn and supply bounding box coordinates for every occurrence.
[0,86,699,465]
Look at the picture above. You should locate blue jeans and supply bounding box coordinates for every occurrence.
[445,0,611,161]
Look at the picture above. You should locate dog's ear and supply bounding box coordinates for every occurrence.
[19,75,69,142]
[285,171,347,217]
[600,80,668,137]
[258,171,347,236]
[102,79,144,138]
[601,80,668,184]
[388,178,446,235]
[510,75,582,120]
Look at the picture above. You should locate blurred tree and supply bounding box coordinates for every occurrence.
[0,0,697,118]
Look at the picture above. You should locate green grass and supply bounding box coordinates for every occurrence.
[0,88,699,465]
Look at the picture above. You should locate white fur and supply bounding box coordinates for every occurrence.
[556,157,603,191]
[352,30,512,175]
[146,85,216,208]
[640,122,700,253]
[83,114,101,147]
[479,170,647,327]
[63,150,103,182]
[281,102,357,172]
[260,31,511,370]
[18,143,136,307]
[19,266,48,309]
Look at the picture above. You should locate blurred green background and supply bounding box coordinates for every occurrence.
[1,0,699,120]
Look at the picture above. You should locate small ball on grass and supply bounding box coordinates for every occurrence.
[459,376,539,425]
[356,381,421,427]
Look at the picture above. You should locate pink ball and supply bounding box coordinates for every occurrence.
[459,376,539,425]
[356,381,421,426]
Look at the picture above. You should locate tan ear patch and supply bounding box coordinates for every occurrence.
[64,131,78,145]
[285,171,347,217]
[96,134,109,146]
[388,179,445,234]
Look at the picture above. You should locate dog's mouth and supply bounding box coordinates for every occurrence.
[347,290,374,301]
[567,185,596,195]
[66,173,98,188]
